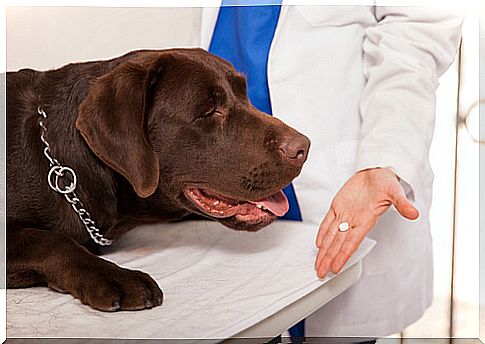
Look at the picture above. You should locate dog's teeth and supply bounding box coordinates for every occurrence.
[262,206,268,211]
[213,201,220,206]
[256,204,263,209]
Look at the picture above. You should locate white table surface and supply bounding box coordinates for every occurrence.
[6,220,374,340]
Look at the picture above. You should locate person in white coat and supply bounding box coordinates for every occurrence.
[199,2,463,340]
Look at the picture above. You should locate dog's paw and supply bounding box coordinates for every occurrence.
[62,262,163,312]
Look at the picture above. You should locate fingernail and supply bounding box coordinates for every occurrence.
[332,264,342,274]
[319,265,328,279]
[332,259,342,271]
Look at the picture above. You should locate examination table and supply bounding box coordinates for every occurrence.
[6,220,375,341]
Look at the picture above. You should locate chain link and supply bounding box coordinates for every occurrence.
[37,107,112,246]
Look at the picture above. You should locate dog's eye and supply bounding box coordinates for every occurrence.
[203,108,217,117]
[198,107,226,120]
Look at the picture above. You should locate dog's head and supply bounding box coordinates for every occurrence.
[77,49,310,231]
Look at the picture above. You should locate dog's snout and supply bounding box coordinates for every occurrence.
[278,134,310,166]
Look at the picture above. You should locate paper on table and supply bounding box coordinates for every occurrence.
[7,220,375,339]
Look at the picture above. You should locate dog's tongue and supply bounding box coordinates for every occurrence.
[249,191,289,217]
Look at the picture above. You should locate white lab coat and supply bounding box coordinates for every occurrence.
[198,4,463,337]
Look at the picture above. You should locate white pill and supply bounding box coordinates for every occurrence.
[338,222,350,232]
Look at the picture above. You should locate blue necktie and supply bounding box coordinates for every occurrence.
[209,1,305,338]
[209,1,302,222]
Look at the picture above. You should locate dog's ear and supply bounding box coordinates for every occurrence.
[77,54,164,198]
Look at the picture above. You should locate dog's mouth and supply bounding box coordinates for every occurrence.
[183,187,289,227]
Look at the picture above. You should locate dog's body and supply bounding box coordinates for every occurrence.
[7,49,310,311]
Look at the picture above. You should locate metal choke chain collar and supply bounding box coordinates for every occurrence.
[37,107,112,246]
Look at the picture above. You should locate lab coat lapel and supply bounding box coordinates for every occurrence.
[200,5,221,49]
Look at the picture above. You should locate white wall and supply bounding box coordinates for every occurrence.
[6,7,202,71]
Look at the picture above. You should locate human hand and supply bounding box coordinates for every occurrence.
[315,168,419,278]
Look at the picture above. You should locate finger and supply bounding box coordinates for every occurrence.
[314,218,339,270]
[331,226,367,273]
[389,186,419,220]
[316,210,335,247]
[316,228,349,278]
[315,245,327,272]
[316,212,353,270]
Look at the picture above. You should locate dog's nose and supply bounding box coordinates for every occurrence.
[278,134,310,166]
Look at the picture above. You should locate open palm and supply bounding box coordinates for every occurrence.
[315,168,419,278]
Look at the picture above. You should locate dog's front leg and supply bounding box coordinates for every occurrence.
[7,227,163,311]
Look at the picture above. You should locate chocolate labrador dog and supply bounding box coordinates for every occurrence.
[6,48,310,311]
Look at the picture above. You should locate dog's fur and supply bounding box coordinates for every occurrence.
[6,49,310,311]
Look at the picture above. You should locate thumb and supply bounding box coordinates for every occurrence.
[389,183,419,221]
